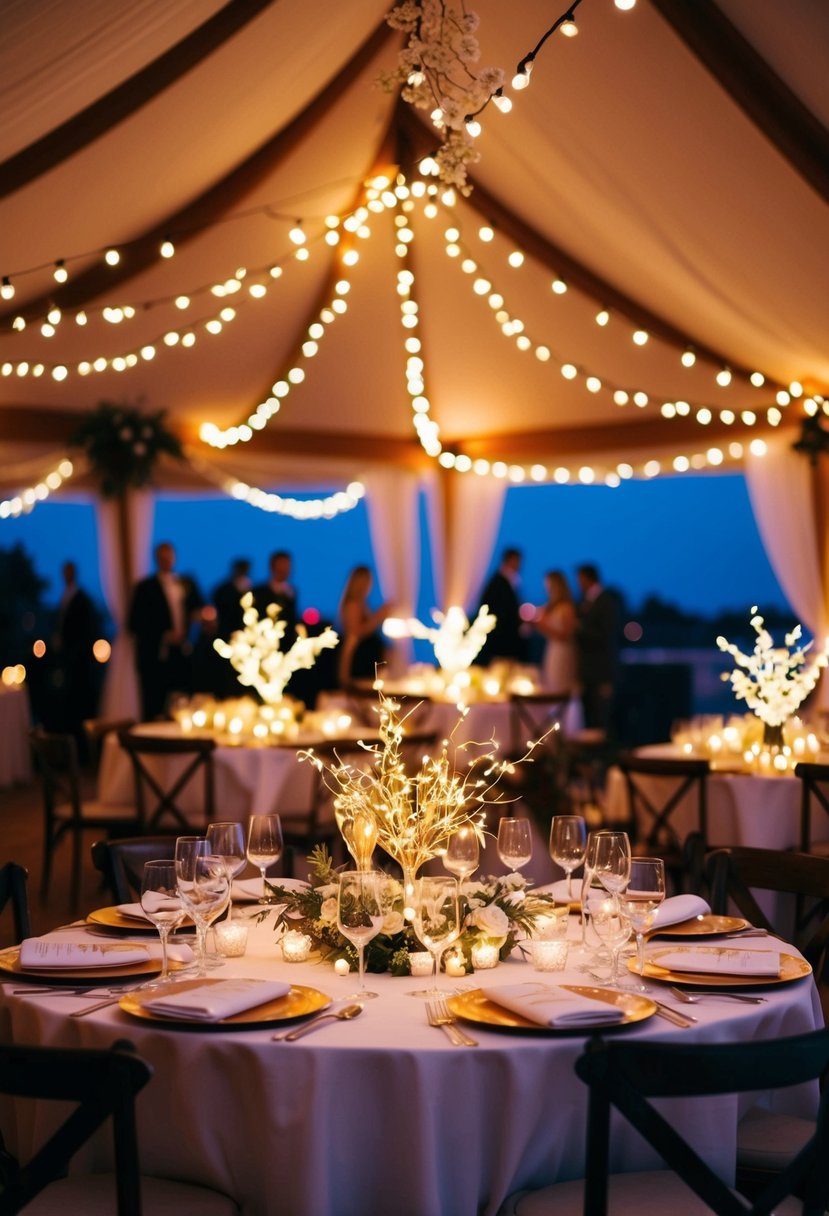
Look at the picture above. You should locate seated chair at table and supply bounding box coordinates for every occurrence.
[117,729,216,833]
[617,751,710,893]
[500,1028,829,1215]
[91,837,177,904]
[0,862,31,944]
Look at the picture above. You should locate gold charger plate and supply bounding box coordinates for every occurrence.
[446,985,656,1034]
[648,915,750,938]
[0,946,183,987]
[86,906,194,934]
[118,979,331,1030]
[633,948,811,988]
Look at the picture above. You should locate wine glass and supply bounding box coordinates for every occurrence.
[497,818,533,873]
[207,821,246,921]
[590,894,632,987]
[574,830,617,959]
[621,857,666,989]
[549,814,587,900]
[175,838,229,977]
[246,814,284,903]
[591,830,632,896]
[140,860,185,987]
[336,871,386,1001]
[443,827,480,886]
[410,876,461,998]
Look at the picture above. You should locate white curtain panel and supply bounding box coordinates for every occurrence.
[362,468,420,673]
[424,473,507,612]
[97,489,155,718]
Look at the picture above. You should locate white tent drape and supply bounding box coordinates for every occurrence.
[425,473,507,612]
[97,489,155,718]
[362,469,420,674]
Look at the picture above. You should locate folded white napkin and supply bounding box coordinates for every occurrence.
[652,948,780,977]
[650,895,711,930]
[19,933,193,968]
[142,978,291,1021]
[116,903,152,922]
[546,879,582,904]
[481,981,625,1028]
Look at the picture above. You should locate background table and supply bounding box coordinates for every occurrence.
[0,685,31,787]
[0,915,821,1216]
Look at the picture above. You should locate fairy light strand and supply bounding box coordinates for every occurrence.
[188,452,366,519]
[0,457,74,519]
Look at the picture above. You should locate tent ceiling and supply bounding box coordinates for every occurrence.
[0,0,827,491]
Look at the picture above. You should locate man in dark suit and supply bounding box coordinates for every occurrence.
[477,547,524,665]
[213,557,252,641]
[575,562,619,733]
[53,560,100,747]
[127,541,203,721]
[252,550,298,641]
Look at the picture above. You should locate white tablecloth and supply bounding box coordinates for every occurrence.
[0,916,821,1216]
[0,685,31,787]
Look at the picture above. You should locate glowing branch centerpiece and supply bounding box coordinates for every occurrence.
[717,608,829,748]
[385,604,495,684]
[213,592,338,706]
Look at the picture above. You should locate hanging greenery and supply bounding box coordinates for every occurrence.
[69,401,184,497]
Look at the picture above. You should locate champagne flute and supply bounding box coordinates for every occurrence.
[575,830,614,958]
[497,818,533,874]
[590,894,632,987]
[175,838,228,977]
[140,860,185,988]
[621,857,666,989]
[443,827,480,886]
[246,814,284,903]
[549,814,587,901]
[207,821,246,921]
[592,830,632,896]
[410,876,460,998]
[336,871,386,1001]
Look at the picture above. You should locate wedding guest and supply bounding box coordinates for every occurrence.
[53,560,100,747]
[337,565,391,686]
[127,541,204,720]
[213,557,252,640]
[253,550,298,641]
[477,547,524,664]
[575,562,619,733]
[536,570,578,692]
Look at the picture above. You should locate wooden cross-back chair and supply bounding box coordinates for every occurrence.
[505,691,572,820]
[795,761,829,854]
[0,1040,240,1216]
[90,836,177,904]
[501,1028,829,1215]
[617,752,709,890]
[117,730,216,833]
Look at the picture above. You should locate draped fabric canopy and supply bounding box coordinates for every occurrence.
[1,0,828,641]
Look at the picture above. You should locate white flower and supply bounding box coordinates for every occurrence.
[471,904,509,937]
[316,883,338,901]
[382,910,405,935]
[319,897,338,923]
[717,610,829,726]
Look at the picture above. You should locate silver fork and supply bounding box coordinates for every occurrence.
[426,999,478,1047]
[669,986,766,1005]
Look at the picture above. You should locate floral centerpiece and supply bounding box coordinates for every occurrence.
[395,604,496,674]
[213,592,338,706]
[717,609,829,747]
[69,401,183,497]
[263,846,559,976]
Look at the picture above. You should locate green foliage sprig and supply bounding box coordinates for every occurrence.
[69,401,183,497]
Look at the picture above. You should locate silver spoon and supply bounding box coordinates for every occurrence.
[669,986,766,1005]
[272,1003,363,1041]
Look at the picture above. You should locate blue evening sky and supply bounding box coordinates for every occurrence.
[1,472,786,623]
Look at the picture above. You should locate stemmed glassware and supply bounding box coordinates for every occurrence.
[591,830,632,896]
[620,857,666,990]
[443,827,480,886]
[497,818,533,874]
[140,860,185,987]
[175,837,230,977]
[590,895,632,988]
[246,814,284,903]
[206,821,246,921]
[336,871,386,1001]
[575,830,626,959]
[549,814,587,901]
[410,876,461,998]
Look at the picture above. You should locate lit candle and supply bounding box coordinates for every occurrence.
[334,957,350,976]
[214,922,248,957]
[408,951,433,977]
[282,930,313,962]
[470,941,499,970]
[192,709,207,730]
[531,939,568,971]
[445,950,469,977]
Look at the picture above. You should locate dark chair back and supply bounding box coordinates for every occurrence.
[617,752,709,855]
[509,691,571,758]
[117,730,216,832]
[795,761,829,853]
[0,863,31,943]
[91,836,177,904]
[577,1030,829,1216]
[0,1041,151,1216]
[82,716,136,770]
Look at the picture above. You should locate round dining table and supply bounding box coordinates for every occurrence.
[0,913,821,1216]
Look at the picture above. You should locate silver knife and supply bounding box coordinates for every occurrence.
[652,1001,696,1027]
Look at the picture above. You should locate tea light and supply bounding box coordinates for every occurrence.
[281,930,313,962]
[470,941,499,970]
[334,957,351,976]
[534,912,568,940]
[445,950,468,977]
[214,922,248,958]
[531,939,568,972]
[408,951,433,977]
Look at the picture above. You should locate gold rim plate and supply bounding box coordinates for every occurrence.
[0,947,185,986]
[649,915,750,938]
[119,980,331,1030]
[446,985,656,1033]
[634,948,811,988]
[86,907,195,934]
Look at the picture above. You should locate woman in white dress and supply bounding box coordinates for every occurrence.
[536,570,583,733]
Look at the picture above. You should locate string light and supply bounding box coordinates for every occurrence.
[0,458,74,520]
[188,456,365,520]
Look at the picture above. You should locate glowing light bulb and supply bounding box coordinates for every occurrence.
[289,223,306,246]
[104,249,120,266]
[681,349,696,367]
[596,309,609,326]
[716,367,732,387]
[0,277,14,300]
[560,17,578,36]
[53,260,68,283]
[160,239,175,258]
